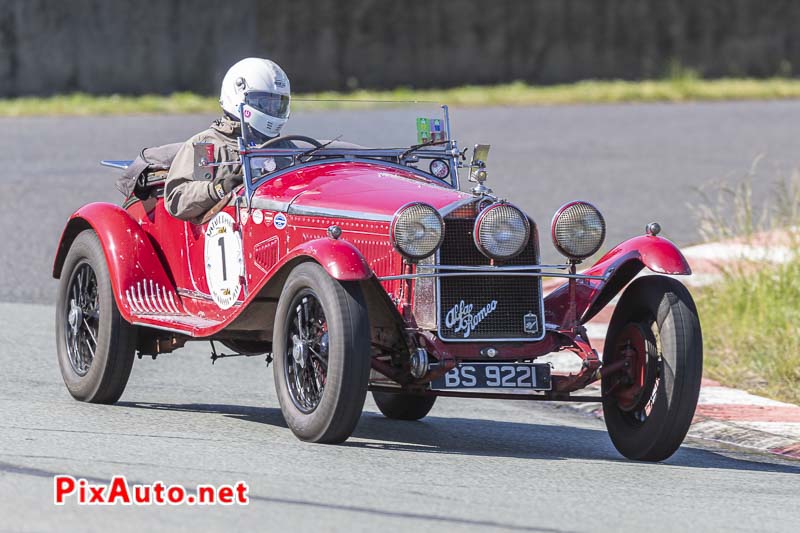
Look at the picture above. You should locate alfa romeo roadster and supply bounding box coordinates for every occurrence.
[53,103,702,461]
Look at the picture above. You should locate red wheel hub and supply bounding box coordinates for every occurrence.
[612,323,654,411]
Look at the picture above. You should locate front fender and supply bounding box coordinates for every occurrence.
[544,234,691,326]
[281,237,373,281]
[588,234,691,277]
[53,202,177,322]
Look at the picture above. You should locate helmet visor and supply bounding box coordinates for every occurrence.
[244,91,290,119]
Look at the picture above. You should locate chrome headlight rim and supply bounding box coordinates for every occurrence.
[473,202,531,261]
[550,200,606,261]
[390,202,445,261]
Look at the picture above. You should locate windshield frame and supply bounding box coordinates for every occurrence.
[238,104,462,206]
[241,145,458,198]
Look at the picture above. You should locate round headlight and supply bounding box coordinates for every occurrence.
[391,202,444,260]
[474,203,531,260]
[551,201,606,260]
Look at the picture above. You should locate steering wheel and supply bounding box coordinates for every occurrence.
[256,134,323,149]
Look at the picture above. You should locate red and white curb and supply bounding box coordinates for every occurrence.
[543,234,800,460]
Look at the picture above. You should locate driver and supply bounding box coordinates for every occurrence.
[164,57,292,221]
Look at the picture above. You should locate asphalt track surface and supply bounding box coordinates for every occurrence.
[1,102,799,531]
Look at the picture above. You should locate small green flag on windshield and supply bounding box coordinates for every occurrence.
[416,117,431,144]
[417,117,446,144]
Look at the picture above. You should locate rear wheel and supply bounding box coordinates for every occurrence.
[372,391,436,421]
[273,262,371,443]
[56,230,137,403]
[601,275,703,461]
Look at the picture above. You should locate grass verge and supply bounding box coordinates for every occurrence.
[696,257,800,405]
[5,77,800,116]
[693,170,800,404]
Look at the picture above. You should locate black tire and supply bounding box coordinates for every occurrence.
[601,275,703,461]
[56,230,137,403]
[372,391,436,421]
[272,262,370,443]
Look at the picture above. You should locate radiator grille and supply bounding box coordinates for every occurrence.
[437,217,544,341]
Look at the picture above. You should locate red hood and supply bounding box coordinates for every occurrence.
[252,161,471,217]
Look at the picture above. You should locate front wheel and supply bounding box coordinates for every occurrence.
[601,275,703,461]
[55,230,137,403]
[272,262,371,443]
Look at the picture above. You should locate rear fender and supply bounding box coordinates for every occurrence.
[544,235,691,326]
[53,202,177,321]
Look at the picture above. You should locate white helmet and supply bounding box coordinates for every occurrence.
[219,57,291,138]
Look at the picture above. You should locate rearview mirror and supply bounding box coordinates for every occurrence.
[193,142,215,180]
[470,144,491,183]
[471,144,490,167]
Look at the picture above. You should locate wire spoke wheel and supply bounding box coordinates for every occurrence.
[629,324,661,425]
[273,262,370,443]
[601,275,703,462]
[64,262,100,377]
[609,321,660,426]
[56,230,137,404]
[285,290,329,413]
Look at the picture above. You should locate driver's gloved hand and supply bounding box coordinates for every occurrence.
[212,173,243,200]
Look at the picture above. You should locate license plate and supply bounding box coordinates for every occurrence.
[430,363,552,390]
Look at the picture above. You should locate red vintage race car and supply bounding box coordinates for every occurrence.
[53,104,702,461]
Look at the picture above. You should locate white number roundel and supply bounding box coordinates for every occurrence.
[204,212,243,309]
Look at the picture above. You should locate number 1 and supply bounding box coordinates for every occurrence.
[217,236,227,281]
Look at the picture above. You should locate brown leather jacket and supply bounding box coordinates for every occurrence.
[164,117,243,221]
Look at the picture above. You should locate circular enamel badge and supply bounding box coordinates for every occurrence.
[204,212,243,309]
[251,209,264,225]
[274,212,287,230]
